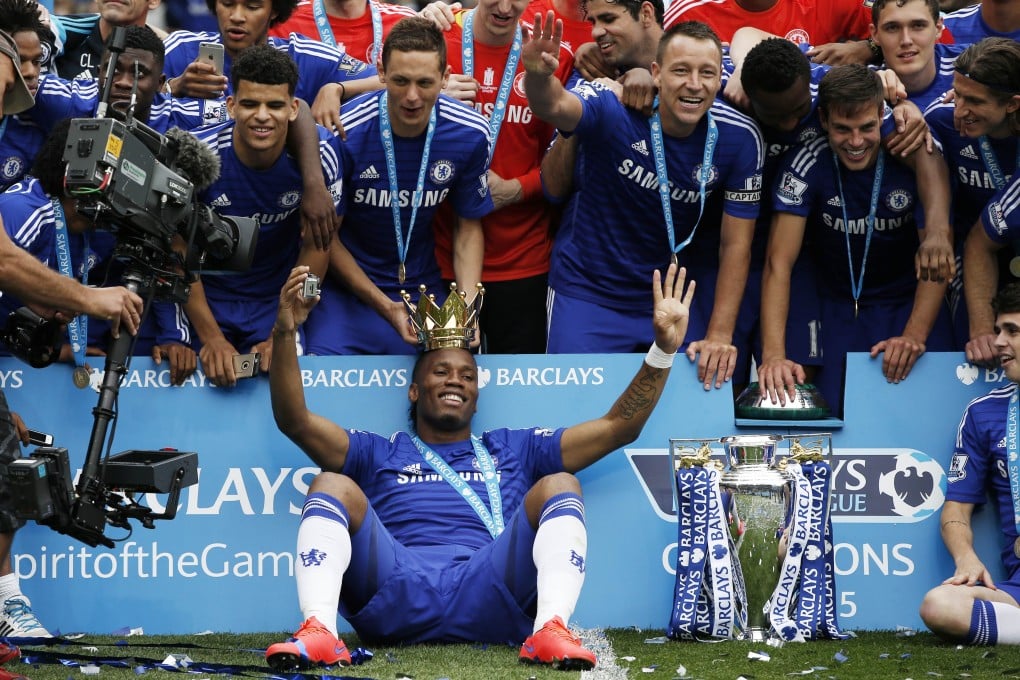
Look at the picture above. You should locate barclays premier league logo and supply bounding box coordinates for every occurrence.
[956,362,980,386]
[875,451,945,520]
[625,447,947,524]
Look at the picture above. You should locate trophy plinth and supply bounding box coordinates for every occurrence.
[734,383,830,420]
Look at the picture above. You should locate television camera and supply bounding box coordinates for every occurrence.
[1,27,258,548]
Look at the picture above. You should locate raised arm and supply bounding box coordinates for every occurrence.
[559,264,695,473]
[270,266,351,472]
[522,11,583,133]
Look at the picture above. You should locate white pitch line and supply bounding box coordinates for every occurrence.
[576,626,629,680]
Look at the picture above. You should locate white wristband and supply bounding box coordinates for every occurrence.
[644,343,675,369]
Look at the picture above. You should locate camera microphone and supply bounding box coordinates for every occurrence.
[165,127,221,192]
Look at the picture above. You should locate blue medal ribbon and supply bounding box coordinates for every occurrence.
[51,199,88,373]
[669,466,735,640]
[313,0,383,62]
[977,135,1020,191]
[794,461,830,638]
[649,103,717,261]
[1007,389,1020,534]
[766,464,812,642]
[705,468,737,638]
[668,467,706,639]
[833,150,885,315]
[379,91,436,282]
[462,10,522,147]
[821,506,848,639]
[411,434,504,538]
[767,460,848,641]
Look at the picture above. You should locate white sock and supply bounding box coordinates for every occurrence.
[295,493,352,638]
[0,573,21,603]
[990,601,1020,644]
[532,493,587,633]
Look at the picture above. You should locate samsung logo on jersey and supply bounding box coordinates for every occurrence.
[249,208,298,225]
[957,167,1011,190]
[822,214,909,233]
[396,470,503,485]
[474,102,532,124]
[353,188,450,208]
[483,366,605,387]
[617,160,703,203]
[301,368,409,388]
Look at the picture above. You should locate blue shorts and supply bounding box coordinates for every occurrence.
[785,256,824,367]
[997,574,1020,605]
[546,289,660,354]
[339,505,539,644]
[200,297,278,352]
[304,281,416,356]
[815,294,954,415]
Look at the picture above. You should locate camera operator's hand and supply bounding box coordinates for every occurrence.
[199,337,241,388]
[152,343,198,386]
[168,60,228,99]
[79,286,144,338]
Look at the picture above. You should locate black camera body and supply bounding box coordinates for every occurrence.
[63,115,258,283]
[0,307,62,368]
[0,26,257,547]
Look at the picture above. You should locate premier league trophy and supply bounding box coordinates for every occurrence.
[719,434,788,641]
[667,433,848,643]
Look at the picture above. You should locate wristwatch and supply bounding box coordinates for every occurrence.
[866,38,883,64]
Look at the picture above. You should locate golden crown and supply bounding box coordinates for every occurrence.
[401,283,485,351]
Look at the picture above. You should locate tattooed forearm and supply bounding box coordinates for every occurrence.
[615,363,667,421]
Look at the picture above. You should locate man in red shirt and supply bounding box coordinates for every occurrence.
[663,0,875,64]
[422,0,591,54]
[429,0,574,354]
[269,0,416,64]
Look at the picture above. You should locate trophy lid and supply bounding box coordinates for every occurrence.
[735,382,830,420]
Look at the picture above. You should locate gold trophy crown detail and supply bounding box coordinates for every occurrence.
[401,283,484,351]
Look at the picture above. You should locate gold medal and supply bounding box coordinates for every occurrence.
[398,263,406,284]
[1010,256,1020,279]
[1014,536,1020,560]
[72,365,90,389]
